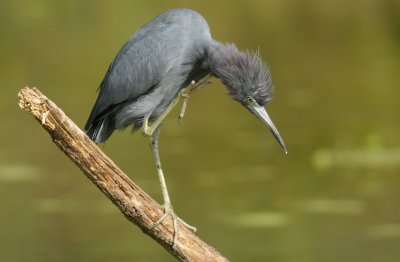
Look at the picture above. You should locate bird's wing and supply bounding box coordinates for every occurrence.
[85,16,185,130]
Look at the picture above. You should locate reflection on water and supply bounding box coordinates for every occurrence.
[367,224,400,239]
[298,198,364,215]
[0,163,42,182]
[1,0,400,261]
[312,147,400,170]
[228,212,290,228]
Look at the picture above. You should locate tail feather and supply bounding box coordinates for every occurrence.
[86,117,115,143]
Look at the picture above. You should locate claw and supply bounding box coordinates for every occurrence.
[152,204,196,249]
[178,95,190,123]
[177,81,196,123]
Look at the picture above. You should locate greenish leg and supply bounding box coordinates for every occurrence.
[142,91,198,249]
[149,125,196,249]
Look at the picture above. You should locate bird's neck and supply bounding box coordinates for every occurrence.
[203,40,272,105]
[203,40,230,76]
[203,40,244,93]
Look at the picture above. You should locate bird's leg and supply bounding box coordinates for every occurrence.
[142,92,183,136]
[178,75,212,122]
[149,125,196,249]
[143,75,212,135]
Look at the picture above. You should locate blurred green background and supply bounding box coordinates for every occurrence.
[1,0,400,261]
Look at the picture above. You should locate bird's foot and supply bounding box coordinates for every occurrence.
[177,78,212,123]
[177,81,196,122]
[152,203,197,249]
[178,91,190,123]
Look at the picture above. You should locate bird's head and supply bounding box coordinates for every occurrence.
[208,43,287,153]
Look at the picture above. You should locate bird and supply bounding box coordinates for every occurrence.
[85,8,287,249]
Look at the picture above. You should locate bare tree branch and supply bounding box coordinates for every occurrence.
[18,87,229,262]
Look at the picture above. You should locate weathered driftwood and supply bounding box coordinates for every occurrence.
[18,87,228,262]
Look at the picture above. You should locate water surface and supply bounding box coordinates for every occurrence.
[1,1,400,261]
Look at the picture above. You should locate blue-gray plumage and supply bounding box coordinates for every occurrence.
[85,9,211,141]
[85,8,286,249]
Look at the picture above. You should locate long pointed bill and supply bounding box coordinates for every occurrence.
[251,105,287,154]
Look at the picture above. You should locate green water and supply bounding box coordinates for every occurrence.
[1,0,400,261]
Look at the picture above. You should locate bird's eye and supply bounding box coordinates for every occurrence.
[246,96,254,104]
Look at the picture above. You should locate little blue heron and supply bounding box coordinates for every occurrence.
[85,8,286,248]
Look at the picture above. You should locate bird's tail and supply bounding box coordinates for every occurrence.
[85,116,115,143]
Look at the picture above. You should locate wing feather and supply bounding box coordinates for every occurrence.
[85,16,181,130]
